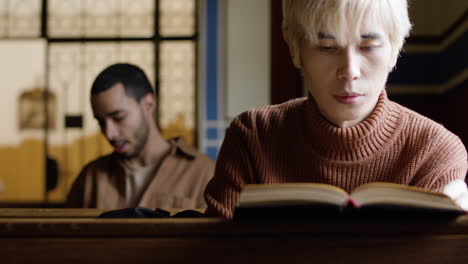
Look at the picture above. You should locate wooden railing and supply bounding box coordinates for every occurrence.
[1,209,467,264]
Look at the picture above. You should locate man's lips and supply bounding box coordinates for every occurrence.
[334,93,363,104]
[111,141,128,153]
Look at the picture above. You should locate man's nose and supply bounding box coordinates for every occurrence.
[103,121,119,140]
[337,48,361,81]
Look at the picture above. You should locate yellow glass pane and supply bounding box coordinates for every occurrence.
[160,0,195,37]
[0,39,46,202]
[159,41,195,144]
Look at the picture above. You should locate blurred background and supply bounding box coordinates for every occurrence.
[0,0,466,206]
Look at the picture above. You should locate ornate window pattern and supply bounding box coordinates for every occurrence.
[160,41,195,143]
[48,0,155,37]
[48,42,155,132]
[0,0,41,37]
[160,0,195,36]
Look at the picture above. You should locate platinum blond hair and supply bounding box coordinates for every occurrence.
[282,0,412,68]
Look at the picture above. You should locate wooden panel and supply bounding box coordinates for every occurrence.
[0,215,467,263]
[2,235,468,264]
[0,208,204,218]
[0,208,106,218]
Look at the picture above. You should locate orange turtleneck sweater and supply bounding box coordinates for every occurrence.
[204,91,467,219]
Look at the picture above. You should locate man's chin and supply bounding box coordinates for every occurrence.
[114,150,138,159]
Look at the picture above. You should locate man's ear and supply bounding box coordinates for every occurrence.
[282,29,295,59]
[389,50,399,72]
[140,93,156,114]
[283,29,302,69]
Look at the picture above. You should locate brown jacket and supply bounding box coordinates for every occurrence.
[67,137,215,209]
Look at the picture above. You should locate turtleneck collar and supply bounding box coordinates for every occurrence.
[303,90,403,161]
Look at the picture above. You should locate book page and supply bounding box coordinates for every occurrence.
[350,182,459,211]
[238,183,349,207]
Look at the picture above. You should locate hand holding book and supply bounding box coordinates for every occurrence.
[444,180,468,210]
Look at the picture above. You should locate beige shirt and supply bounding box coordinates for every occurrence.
[67,137,215,209]
[124,162,158,207]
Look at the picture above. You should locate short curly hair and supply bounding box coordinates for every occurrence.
[91,63,154,102]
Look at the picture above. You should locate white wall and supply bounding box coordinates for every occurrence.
[0,40,46,145]
[225,0,271,119]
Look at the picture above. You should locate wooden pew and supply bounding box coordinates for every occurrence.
[0,208,198,218]
[0,210,467,264]
[0,208,105,218]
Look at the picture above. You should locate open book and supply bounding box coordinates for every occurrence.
[234,182,464,219]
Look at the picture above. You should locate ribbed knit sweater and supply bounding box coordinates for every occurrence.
[204,91,468,219]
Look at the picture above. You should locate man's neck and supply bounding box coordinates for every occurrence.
[129,128,171,168]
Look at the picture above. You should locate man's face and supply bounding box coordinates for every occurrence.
[299,13,396,128]
[91,83,150,158]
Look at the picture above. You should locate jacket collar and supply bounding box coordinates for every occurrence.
[168,137,197,160]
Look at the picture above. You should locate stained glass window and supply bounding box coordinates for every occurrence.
[160,41,195,143]
[0,0,41,37]
[0,0,197,203]
[48,0,155,38]
[160,0,196,37]
[49,42,155,135]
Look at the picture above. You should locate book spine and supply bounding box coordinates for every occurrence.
[346,198,359,208]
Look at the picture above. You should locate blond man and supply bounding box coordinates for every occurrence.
[204,0,467,219]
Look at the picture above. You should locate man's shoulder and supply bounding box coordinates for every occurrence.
[392,101,450,133]
[231,97,309,128]
[167,137,215,184]
[390,101,465,150]
[81,153,120,173]
[170,137,215,164]
[240,97,308,117]
[70,152,123,199]
[390,101,435,124]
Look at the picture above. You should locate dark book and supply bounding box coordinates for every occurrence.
[234,182,465,219]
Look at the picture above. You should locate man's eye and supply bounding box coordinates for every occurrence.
[318,46,337,52]
[360,45,380,51]
[96,120,105,130]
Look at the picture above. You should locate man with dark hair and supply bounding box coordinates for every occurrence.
[90,63,154,101]
[67,63,214,209]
